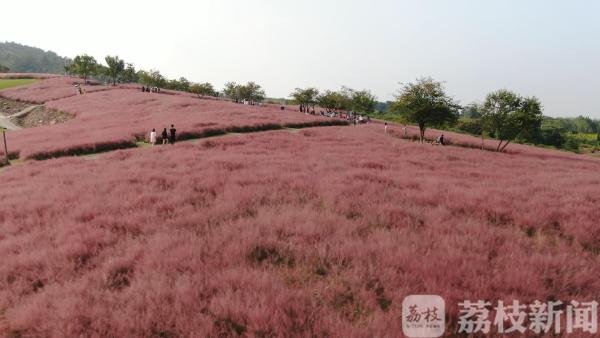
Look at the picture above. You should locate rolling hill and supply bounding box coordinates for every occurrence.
[0,42,68,74]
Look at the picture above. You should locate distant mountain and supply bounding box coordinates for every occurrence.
[0,42,69,74]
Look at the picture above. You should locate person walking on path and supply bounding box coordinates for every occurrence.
[169,124,177,145]
[384,122,388,134]
[149,128,157,146]
[161,128,168,145]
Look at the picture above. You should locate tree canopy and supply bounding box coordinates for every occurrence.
[137,69,166,88]
[190,82,217,97]
[121,63,138,83]
[67,54,98,83]
[390,77,460,142]
[461,103,484,119]
[347,88,377,114]
[318,90,351,113]
[481,89,543,152]
[167,77,191,92]
[290,88,320,112]
[104,55,125,86]
[223,82,266,102]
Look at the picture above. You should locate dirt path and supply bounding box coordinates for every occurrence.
[0,105,43,130]
[7,105,43,118]
[0,124,346,170]
[0,117,21,130]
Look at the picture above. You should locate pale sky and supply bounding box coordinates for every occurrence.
[3,0,600,117]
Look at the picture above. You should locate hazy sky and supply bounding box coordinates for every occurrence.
[3,0,600,117]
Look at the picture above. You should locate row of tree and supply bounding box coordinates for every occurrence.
[290,87,377,114]
[65,54,132,85]
[385,77,543,152]
[462,104,600,135]
[223,82,266,102]
[0,64,9,73]
[64,53,573,153]
[458,99,599,151]
[65,54,268,102]
[293,78,545,152]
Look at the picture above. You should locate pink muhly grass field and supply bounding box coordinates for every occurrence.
[0,125,598,336]
[0,76,115,103]
[0,79,340,160]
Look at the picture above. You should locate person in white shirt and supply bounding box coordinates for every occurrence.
[150,128,157,146]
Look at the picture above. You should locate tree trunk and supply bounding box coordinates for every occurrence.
[481,132,484,150]
[419,124,426,143]
[2,131,9,165]
[496,140,504,152]
[500,140,511,152]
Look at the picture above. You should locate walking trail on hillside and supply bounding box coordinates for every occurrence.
[0,125,339,169]
[0,105,47,130]
[0,117,22,131]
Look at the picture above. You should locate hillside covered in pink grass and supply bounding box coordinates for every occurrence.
[0,125,599,336]
[0,76,113,103]
[0,77,340,159]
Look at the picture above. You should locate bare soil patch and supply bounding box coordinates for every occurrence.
[0,97,30,116]
[13,106,73,128]
[0,97,73,128]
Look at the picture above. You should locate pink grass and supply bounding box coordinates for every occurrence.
[0,79,338,159]
[0,77,113,104]
[0,125,598,336]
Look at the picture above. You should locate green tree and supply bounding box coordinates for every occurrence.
[224,82,265,102]
[104,55,125,86]
[240,82,266,102]
[190,82,216,97]
[537,126,565,148]
[121,63,138,83]
[0,64,9,73]
[462,103,483,119]
[290,87,320,112]
[166,77,191,92]
[348,88,377,114]
[223,82,240,101]
[95,64,109,83]
[68,54,98,84]
[138,69,166,88]
[318,90,351,113]
[455,118,484,135]
[390,77,460,142]
[481,89,543,152]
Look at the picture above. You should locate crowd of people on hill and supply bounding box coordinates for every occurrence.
[300,109,372,126]
[232,99,261,106]
[141,86,161,93]
[149,124,177,146]
[348,113,370,125]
